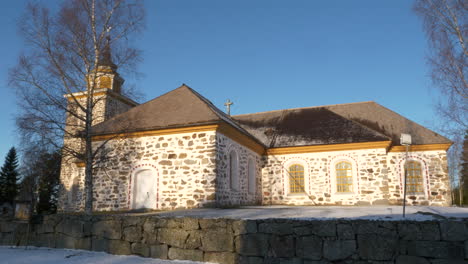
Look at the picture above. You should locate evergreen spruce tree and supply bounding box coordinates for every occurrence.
[0,147,20,203]
[36,151,61,214]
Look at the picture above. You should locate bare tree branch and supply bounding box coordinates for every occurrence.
[414,0,467,205]
[10,0,145,214]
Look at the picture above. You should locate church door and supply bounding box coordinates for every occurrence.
[132,169,157,209]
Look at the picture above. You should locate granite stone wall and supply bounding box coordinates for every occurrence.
[215,133,262,206]
[262,148,450,206]
[387,150,450,206]
[90,131,218,211]
[61,128,268,212]
[59,90,450,212]
[58,91,137,212]
[1,215,466,264]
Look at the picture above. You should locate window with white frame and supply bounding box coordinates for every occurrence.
[405,160,424,194]
[336,161,353,193]
[229,150,239,190]
[288,164,305,194]
[330,157,358,194]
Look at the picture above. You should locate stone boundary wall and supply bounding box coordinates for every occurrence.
[0,215,467,264]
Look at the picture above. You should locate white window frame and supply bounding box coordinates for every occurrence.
[283,159,309,196]
[399,157,428,198]
[330,158,358,195]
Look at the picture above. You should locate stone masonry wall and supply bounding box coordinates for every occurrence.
[59,93,109,212]
[59,90,450,212]
[262,148,450,206]
[216,133,262,206]
[59,91,136,212]
[89,131,217,211]
[1,215,467,264]
[387,150,450,206]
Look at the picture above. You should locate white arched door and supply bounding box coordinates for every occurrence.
[132,169,157,209]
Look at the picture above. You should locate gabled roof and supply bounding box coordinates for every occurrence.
[324,101,451,145]
[91,84,249,136]
[233,101,451,147]
[92,85,450,149]
[233,108,390,148]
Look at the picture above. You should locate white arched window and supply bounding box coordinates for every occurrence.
[229,150,239,191]
[405,160,424,194]
[336,161,353,193]
[289,164,305,194]
[283,159,309,195]
[330,156,358,194]
[248,158,256,194]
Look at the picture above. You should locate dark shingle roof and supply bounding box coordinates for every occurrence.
[92,85,450,149]
[92,85,231,135]
[324,101,451,145]
[91,85,258,140]
[232,108,390,148]
[233,101,451,147]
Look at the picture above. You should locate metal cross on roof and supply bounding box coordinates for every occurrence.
[224,99,234,115]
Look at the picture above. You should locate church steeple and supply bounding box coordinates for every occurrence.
[98,36,117,70]
[93,36,123,94]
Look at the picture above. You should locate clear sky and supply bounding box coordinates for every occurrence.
[0,0,441,161]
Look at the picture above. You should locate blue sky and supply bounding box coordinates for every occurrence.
[0,0,440,161]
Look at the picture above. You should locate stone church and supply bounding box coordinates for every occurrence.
[58,55,452,212]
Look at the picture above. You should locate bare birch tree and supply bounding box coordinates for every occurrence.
[9,0,145,214]
[414,0,467,131]
[414,0,467,205]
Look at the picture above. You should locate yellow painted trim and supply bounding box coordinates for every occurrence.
[266,141,392,155]
[92,124,219,141]
[388,143,451,152]
[92,121,265,155]
[217,123,266,155]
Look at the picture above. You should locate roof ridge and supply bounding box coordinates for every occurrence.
[92,84,191,130]
[184,85,268,147]
[181,84,221,114]
[232,101,376,117]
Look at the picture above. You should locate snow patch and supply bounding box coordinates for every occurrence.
[0,247,211,264]
[147,205,468,221]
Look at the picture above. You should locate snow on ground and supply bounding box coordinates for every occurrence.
[140,205,468,221]
[0,247,210,264]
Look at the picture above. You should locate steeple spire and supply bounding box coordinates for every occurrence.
[91,35,123,94]
[99,36,117,70]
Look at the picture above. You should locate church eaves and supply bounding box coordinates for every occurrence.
[91,85,220,135]
[90,84,261,146]
[233,108,391,148]
[324,101,452,146]
[232,101,451,148]
[91,85,451,151]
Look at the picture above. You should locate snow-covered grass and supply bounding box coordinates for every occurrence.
[141,205,468,221]
[0,247,209,264]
